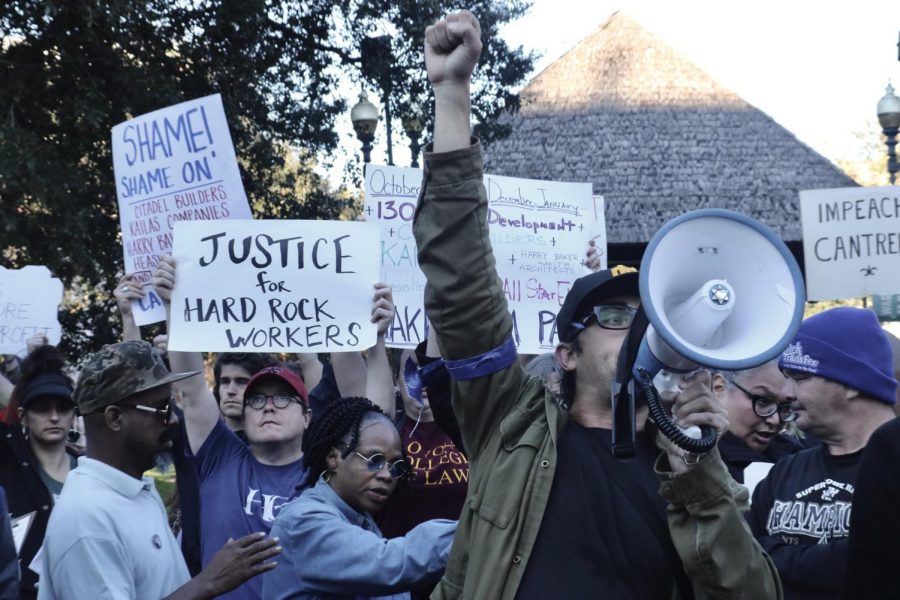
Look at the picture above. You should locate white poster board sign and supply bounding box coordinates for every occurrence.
[364,165,603,353]
[0,266,63,354]
[112,94,253,326]
[168,220,380,352]
[800,187,900,300]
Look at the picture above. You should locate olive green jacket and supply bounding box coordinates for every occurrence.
[412,142,782,600]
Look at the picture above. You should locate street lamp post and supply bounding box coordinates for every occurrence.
[350,90,379,165]
[877,82,900,184]
[402,107,425,168]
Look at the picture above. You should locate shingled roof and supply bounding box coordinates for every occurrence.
[484,12,857,243]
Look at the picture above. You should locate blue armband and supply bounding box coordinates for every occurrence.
[444,336,518,381]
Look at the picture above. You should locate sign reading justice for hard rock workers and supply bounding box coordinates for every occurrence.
[112,94,253,326]
[799,186,900,300]
[364,165,605,353]
[167,220,380,353]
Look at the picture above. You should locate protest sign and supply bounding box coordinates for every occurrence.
[800,187,900,300]
[168,220,380,353]
[364,165,602,353]
[0,266,63,354]
[112,94,253,326]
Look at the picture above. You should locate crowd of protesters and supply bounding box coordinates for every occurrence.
[1,9,899,600]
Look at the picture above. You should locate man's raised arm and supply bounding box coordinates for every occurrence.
[153,254,220,453]
[413,11,524,459]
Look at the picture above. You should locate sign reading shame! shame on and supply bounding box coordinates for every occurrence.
[112,94,253,326]
[168,220,380,353]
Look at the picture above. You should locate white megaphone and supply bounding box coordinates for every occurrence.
[626,208,806,454]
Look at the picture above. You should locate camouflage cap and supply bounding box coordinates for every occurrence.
[74,340,199,415]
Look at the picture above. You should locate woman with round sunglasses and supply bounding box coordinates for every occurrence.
[714,361,806,484]
[0,344,80,599]
[262,396,456,600]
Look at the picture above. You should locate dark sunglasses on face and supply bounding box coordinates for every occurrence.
[245,393,304,410]
[731,380,795,422]
[575,304,637,333]
[352,450,412,479]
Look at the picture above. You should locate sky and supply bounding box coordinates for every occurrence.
[346,0,900,173]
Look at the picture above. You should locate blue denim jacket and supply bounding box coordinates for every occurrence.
[261,478,456,600]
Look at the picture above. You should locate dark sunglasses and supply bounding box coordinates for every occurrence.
[573,304,637,334]
[352,451,411,480]
[245,394,304,410]
[731,380,795,423]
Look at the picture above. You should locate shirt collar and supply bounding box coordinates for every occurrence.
[75,456,155,498]
[314,476,376,530]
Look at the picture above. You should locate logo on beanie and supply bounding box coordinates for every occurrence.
[782,342,820,372]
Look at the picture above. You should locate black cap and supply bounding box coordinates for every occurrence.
[556,267,639,343]
[22,372,74,408]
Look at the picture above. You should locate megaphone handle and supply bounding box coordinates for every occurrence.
[636,369,718,454]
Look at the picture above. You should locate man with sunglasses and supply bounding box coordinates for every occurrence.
[747,307,897,600]
[412,10,780,600]
[37,340,281,599]
[714,361,805,484]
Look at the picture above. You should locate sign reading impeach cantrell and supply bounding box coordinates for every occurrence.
[112,94,253,326]
[168,220,380,353]
[364,165,604,353]
[800,187,900,300]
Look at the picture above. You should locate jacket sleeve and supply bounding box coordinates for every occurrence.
[412,142,526,460]
[278,506,456,596]
[748,465,848,592]
[656,447,783,600]
[0,488,18,600]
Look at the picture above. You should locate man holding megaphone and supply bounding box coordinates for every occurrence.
[412,10,782,600]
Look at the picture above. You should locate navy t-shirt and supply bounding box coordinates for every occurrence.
[192,419,307,600]
[516,423,691,600]
[748,445,862,600]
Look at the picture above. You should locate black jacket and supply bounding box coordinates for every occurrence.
[0,425,77,600]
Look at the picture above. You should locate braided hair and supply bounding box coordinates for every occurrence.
[302,397,389,488]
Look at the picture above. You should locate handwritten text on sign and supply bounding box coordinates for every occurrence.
[364,165,604,353]
[168,220,380,353]
[799,187,900,300]
[0,266,63,354]
[112,94,253,325]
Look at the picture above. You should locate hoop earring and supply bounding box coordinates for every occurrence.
[319,470,332,483]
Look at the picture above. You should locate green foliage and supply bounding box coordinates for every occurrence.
[0,1,534,360]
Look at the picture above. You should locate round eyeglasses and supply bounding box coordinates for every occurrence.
[245,394,303,410]
[731,380,795,422]
[352,451,412,480]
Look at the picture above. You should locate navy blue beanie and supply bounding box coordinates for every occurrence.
[779,307,898,405]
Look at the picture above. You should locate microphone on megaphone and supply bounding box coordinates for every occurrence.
[612,209,806,458]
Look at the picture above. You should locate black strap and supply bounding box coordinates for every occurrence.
[612,305,650,458]
[587,434,695,600]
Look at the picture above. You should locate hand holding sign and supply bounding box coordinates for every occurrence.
[114,274,146,317]
[152,255,177,303]
[371,283,395,336]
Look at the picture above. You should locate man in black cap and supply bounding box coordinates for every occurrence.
[410,10,781,600]
[37,340,281,600]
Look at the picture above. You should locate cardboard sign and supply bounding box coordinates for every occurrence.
[800,187,900,300]
[168,220,380,352]
[364,165,603,353]
[112,94,253,325]
[0,266,63,354]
